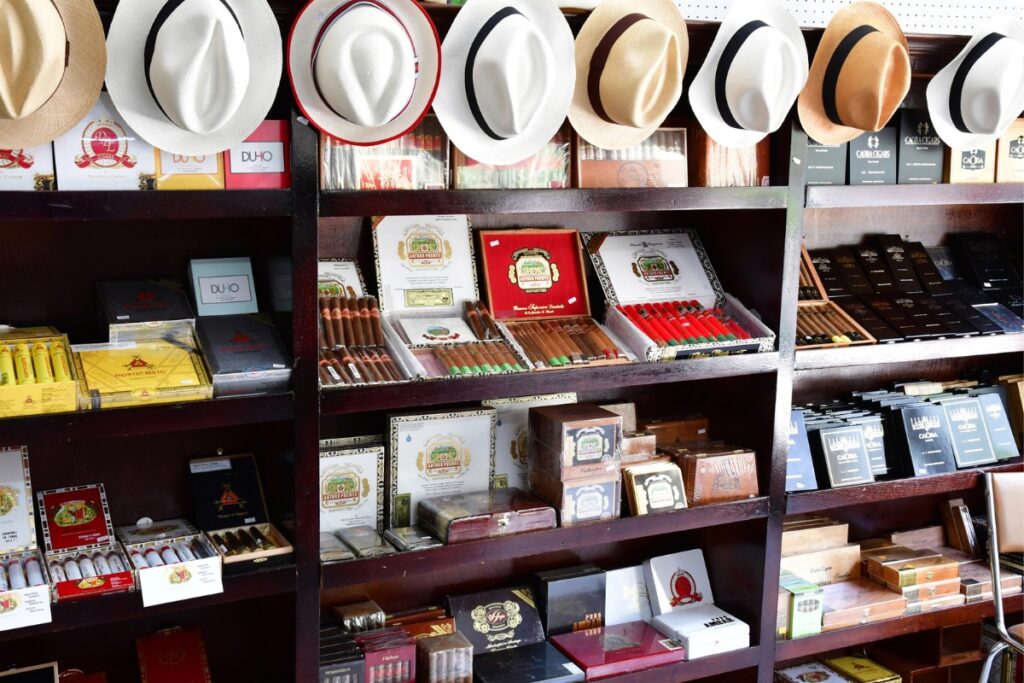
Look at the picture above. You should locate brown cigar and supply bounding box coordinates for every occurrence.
[464,301,486,340]
[477,303,501,340]
[367,297,385,346]
[318,360,336,385]
[320,298,337,348]
[336,297,354,347]
[318,323,329,352]
[345,297,364,346]
[324,351,354,384]
[433,346,459,376]
[511,326,546,367]
[545,320,584,363]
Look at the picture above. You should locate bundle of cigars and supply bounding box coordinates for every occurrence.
[318,293,405,385]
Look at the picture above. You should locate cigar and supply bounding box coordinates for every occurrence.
[249,526,276,550]
[450,344,481,375]
[357,348,386,382]
[318,324,329,352]
[321,297,337,348]
[509,327,546,367]
[464,301,487,340]
[567,323,602,360]
[345,297,364,346]
[433,346,460,376]
[367,297,385,346]
[583,321,619,359]
[522,323,565,367]
[377,349,402,381]
[338,296,355,346]
[356,297,375,346]
[477,303,502,340]
[544,320,585,363]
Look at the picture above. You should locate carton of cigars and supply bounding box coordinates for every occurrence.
[637,415,709,447]
[863,547,960,588]
[528,404,622,480]
[820,579,907,631]
[528,469,621,527]
[779,543,861,586]
[416,488,556,544]
[661,444,759,506]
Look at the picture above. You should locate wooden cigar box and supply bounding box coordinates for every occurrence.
[821,579,907,631]
[622,460,687,514]
[887,525,945,550]
[865,548,959,588]
[781,521,850,557]
[638,416,710,447]
[905,592,965,614]
[528,469,620,527]
[959,560,1024,599]
[621,431,657,463]
[688,127,769,187]
[823,655,901,683]
[599,403,637,432]
[887,577,962,601]
[797,246,876,351]
[416,488,556,544]
[575,128,688,189]
[679,448,759,506]
[780,543,862,586]
[528,404,622,480]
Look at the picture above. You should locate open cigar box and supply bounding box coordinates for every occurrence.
[372,215,531,379]
[477,228,634,370]
[797,246,876,350]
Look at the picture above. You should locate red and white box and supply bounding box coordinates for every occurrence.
[36,483,136,602]
[0,143,55,191]
[225,120,291,189]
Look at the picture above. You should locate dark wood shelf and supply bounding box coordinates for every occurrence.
[794,334,1024,371]
[805,183,1024,209]
[601,645,761,682]
[323,497,768,588]
[786,460,1023,515]
[319,187,788,217]
[0,564,295,644]
[0,393,293,441]
[775,594,1024,662]
[322,352,778,414]
[0,190,293,221]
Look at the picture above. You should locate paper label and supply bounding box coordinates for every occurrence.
[229,142,285,174]
[159,152,219,175]
[0,448,31,552]
[319,445,385,533]
[0,585,51,631]
[0,143,55,191]
[138,557,223,608]
[190,459,231,474]
[197,275,254,306]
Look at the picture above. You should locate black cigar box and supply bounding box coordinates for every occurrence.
[862,296,939,340]
[916,297,977,337]
[810,250,849,298]
[810,424,875,488]
[786,410,819,493]
[898,109,945,184]
[874,235,923,293]
[857,247,897,292]
[991,289,1024,319]
[849,127,897,185]
[831,247,875,295]
[973,391,1021,461]
[805,138,848,185]
[473,641,584,682]
[195,314,291,397]
[904,242,951,296]
[447,586,545,655]
[835,298,903,342]
[939,290,1003,335]
[535,565,606,636]
[936,396,998,468]
[950,233,1022,292]
[844,414,889,476]
[891,404,957,477]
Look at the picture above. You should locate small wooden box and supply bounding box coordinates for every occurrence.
[416,488,556,544]
[678,447,759,506]
[821,579,907,631]
[687,127,769,187]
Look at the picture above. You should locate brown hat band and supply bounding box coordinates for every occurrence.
[822,24,878,127]
[587,12,648,125]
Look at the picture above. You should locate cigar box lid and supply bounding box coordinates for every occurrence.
[549,621,686,676]
[643,548,714,616]
[72,340,210,397]
[0,446,37,555]
[188,454,272,532]
[137,626,211,683]
[371,215,479,314]
[821,579,907,625]
[318,259,367,298]
[775,662,852,683]
[187,257,258,317]
[116,518,199,545]
[623,461,687,514]
[604,566,653,626]
[864,546,940,569]
[0,662,58,681]
[473,641,584,683]
[823,655,900,683]
[97,279,196,326]
[37,483,115,553]
[319,442,386,534]
[195,314,290,376]
[582,229,722,309]
[446,585,546,654]
[477,228,591,321]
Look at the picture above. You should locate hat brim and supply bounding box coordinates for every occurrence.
[926,18,1024,149]
[289,0,440,147]
[432,0,575,167]
[0,0,107,149]
[689,0,807,149]
[569,0,688,150]
[797,1,908,145]
[106,0,283,156]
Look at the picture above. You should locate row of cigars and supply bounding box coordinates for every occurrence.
[317,215,773,389]
[319,398,759,561]
[321,547,750,683]
[0,447,291,634]
[784,372,1022,493]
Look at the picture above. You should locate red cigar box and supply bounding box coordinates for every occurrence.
[551,621,686,679]
[136,626,212,683]
[224,120,290,189]
[416,488,556,544]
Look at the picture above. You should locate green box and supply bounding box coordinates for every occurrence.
[779,570,823,639]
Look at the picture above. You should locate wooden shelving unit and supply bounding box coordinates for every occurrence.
[1,4,1020,682]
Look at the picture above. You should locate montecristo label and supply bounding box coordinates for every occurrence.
[73,341,211,408]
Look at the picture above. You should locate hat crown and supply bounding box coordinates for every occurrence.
[471,13,551,138]
[726,29,803,133]
[314,5,416,128]
[959,40,1024,134]
[834,33,909,132]
[149,0,250,135]
[601,20,682,129]
[0,0,67,121]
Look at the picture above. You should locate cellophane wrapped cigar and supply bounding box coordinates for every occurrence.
[319,293,405,386]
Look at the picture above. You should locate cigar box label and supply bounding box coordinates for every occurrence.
[818,426,875,488]
[225,121,291,189]
[318,259,367,297]
[898,110,944,184]
[849,128,897,185]
[37,484,112,553]
[155,152,224,190]
[320,445,385,534]
[776,662,849,683]
[74,342,210,408]
[53,93,156,190]
[643,549,713,616]
[0,143,55,191]
[805,138,848,186]
[0,447,33,552]
[569,482,615,521]
[890,577,961,601]
[399,317,476,345]
[824,655,901,683]
[941,398,998,467]
[484,394,576,490]
[631,467,686,514]
[389,410,496,527]
[977,393,1019,460]
[947,142,997,182]
[899,405,957,476]
[448,587,545,654]
[566,425,618,465]
[229,142,285,174]
[604,566,652,626]
[0,580,52,632]
[997,119,1024,182]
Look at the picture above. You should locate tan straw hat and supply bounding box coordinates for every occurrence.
[798,1,910,145]
[0,0,107,149]
[569,0,688,150]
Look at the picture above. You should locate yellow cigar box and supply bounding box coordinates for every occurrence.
[72,340,212,409]
[0,327,81,418]
[155,151,225,190]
